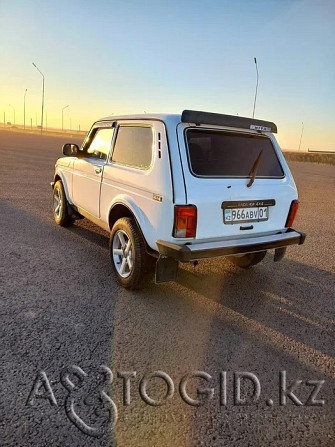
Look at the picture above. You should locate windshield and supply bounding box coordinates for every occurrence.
[186,129,284,178]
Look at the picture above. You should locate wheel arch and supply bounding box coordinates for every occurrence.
[53,174,62,188]
[109,203,133,229]
[53,170,72,204]
[108,200,157,257]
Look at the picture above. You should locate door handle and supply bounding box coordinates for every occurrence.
[95,167,102,174]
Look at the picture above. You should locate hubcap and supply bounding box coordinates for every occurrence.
[112,230,133,278]
[53,187,62,218]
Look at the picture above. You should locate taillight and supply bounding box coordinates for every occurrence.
[285,200,299,227]
[173,205,197,238]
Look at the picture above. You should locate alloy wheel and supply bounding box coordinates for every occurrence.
[53,186,62,219]
[112,230,133,278]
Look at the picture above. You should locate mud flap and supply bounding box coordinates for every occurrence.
[67,203,84,220]
[274,247,286,262]
[155,256,179,283]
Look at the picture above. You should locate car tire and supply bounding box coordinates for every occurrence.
[53,180,75,227]
[110,217,154,289]
[228,251,267,269]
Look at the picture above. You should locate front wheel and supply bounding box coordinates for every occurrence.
[110,217,154,289]
[227,251,267,269]
[53,180,74,227]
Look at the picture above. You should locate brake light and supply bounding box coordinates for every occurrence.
[173,205,197,238]
[285,200,299,227]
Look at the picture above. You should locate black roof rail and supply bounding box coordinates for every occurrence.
[181,110,277,133]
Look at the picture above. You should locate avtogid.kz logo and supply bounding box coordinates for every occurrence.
[26,365,326,438]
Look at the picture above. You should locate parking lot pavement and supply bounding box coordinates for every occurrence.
[0,130,334,446]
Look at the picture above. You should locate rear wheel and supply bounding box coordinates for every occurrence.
[110,217,154,289]
[53,180,74,226]
[228,251,267,269]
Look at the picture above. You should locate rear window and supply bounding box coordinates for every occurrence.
[186,129,284,178]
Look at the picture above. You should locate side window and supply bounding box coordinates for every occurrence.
[86,128,114,161]
[111,126,153,169]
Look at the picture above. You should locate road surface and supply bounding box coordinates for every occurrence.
[0,130,334,446]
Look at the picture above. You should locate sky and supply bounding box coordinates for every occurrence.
[0,0,334,151]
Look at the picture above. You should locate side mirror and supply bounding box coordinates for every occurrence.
[62,143,79,156]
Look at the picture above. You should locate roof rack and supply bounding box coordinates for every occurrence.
[181,110,277,133]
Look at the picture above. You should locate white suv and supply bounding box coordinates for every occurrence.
[52,110,305,289]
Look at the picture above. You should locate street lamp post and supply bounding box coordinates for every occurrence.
[32,62,45,133]
[9,104,15,126]
[24,89,27,130]
[252,57,259,119]
[62,105,69,132]
[298,122,304,151]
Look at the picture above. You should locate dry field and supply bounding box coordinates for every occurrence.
[284,151,335,165]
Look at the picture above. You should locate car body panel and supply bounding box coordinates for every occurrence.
[176,123,298,242]
[53,112,303,258]
[54,157,75,203]
[72,158,106,218]
[99,120,175,249]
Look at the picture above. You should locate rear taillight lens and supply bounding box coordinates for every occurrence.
[173,205,197,238]
[285,200,299,227]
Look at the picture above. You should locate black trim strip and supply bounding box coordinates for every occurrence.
[240,225,254,231]
[222,199,275,208]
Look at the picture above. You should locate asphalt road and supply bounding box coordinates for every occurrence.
[0,130,334,447]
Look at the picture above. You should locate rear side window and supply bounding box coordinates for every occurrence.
[186,129,284,178]
[112,126,153,169]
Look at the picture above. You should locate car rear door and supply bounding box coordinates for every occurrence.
[177,124,297,241]
[72,126,115,218]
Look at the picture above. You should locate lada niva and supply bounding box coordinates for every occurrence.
[52,110,305,289]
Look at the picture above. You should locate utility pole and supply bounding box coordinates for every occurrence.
[24,89,27,130]
[62,105,69,132]
[32,62,45,133]
[252,57,259,119]
[298,122,304,151]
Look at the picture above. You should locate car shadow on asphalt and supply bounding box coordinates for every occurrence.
[3,199,334,383]
[60,214,335,365]
[172,255,334,366]
[67,220,110,249]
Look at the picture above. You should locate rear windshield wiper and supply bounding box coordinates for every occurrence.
[247,149,263,188]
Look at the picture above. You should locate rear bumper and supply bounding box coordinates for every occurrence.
[156,229,306,263]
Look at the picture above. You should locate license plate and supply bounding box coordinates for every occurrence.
[224,206,268,224]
